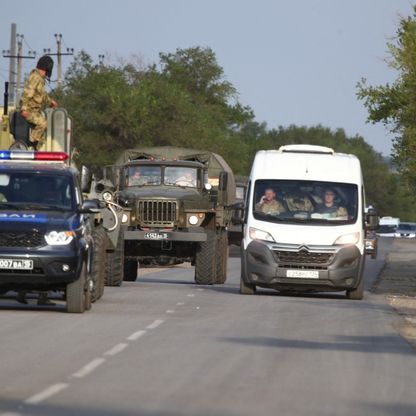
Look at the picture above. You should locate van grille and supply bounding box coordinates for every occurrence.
[138,200,178,227]
[273,249,334,269]
[0,231,44,248]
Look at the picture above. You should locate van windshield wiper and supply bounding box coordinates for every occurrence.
[0,202,24,210]
[20,203,68,211]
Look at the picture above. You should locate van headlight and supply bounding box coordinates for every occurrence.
[334,232,359,245]
[249,227,275,242]
[45,230,75,246]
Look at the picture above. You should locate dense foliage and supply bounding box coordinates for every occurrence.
[55,46,416,220]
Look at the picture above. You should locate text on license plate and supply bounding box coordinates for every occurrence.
[144,232,169,240]
[286,270,319,279]
[0,259,34,270]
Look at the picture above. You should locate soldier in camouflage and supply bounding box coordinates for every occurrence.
[20,55,58,149]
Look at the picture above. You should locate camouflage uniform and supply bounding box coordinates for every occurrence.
[285,194,314,212]
[20,69,54,144]
[255,199,286,215]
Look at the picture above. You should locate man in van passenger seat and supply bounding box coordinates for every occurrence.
[316,189,348,218]
[255,188,286,215]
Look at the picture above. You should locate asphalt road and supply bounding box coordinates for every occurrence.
[0,238,415,416]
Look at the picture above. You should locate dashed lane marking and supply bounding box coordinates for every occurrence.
[127,330,147,341]
[166,310,175,314]
[187,294,195,297]
[104,343,129,356]
[146,319,164,329]
[71,358,106,379]
[24,383,68,405]
[1,412,22,416]
[176,302,185,306]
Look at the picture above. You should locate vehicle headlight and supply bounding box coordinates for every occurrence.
[334,232,359,245]
[188,215,199,225]
[45,231,75,246]
[121,213,129,223]
[249,227,275,242]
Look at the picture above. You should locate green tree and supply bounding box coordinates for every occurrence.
[357,5,416,189]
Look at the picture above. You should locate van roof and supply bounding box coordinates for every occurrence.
[250,145,362,184]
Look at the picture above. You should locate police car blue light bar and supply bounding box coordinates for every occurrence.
[0,150,69,161]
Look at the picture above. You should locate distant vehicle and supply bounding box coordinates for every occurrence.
[377,216,400,237]
[394,222,416,238]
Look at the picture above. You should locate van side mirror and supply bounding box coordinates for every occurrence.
[366,209,379,231]
[219,171,228,191]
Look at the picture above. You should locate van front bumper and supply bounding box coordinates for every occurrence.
[242,240,364,292]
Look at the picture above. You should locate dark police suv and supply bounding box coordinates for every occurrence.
[0,150,100,313]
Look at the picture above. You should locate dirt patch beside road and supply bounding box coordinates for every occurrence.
[372,238,416,347]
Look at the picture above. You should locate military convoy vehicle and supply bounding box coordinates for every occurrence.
[101,146,236,285]
[228,175,248,246]
[0,82,123,311]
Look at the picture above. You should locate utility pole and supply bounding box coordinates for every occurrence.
[44,34,73,87]
[2,28,36,107]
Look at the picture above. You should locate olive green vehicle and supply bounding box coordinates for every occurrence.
[228,175,248,246]
[103,147,236,285]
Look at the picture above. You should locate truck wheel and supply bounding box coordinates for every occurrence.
[124,259,138,281]
[91,225,107,302]
[105,228,124,286]
[194,230,216,285]
[66,262,87,313]
[346,275,364,300]
[215,229,228,284]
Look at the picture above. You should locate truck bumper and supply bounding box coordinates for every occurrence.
[242,240,364,292]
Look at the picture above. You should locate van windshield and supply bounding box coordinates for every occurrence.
[253,180,358,225]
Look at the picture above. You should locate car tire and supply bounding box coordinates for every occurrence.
[66,262,87,313]
[105,228,124,286]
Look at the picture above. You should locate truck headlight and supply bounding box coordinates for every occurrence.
[188,215,199,225]
[249,227,275,242]
[45,231,75,246]
[334,232,359,245]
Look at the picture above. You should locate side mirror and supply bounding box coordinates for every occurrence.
[366,209,379,231]
[80,165,92,193]
[79,199,101,213]
[219,171,228,191]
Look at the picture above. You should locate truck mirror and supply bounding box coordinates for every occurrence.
[79,199,101,213]
[219,171,228,191]
[366,209,379,231]
[80,165,92,193]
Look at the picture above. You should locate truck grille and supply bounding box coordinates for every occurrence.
[138,200,178,227]
[0,231,44,248]
[273,249,334,269]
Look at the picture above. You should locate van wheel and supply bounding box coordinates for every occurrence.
[105,228,124,286]
[124,259,138,281]
[346,276,364,300]
[195,231,216,285]
[215,229,228,284]
[66,263,87,313]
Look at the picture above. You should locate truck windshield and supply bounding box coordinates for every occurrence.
[253,180,358,225]
[164,167,198,187]
[126,166,161,186]
[0,173,74,210]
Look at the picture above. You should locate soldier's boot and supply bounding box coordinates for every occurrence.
[16,291,28,305]
[37,292,56,306]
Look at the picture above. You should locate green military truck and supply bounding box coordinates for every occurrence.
[102,146,236,285]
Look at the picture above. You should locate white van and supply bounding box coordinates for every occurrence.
[241,144,377,299]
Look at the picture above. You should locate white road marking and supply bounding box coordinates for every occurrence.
[166,309,174,314]
[176,302,185,306]
[197,288,204,291]
[196,306,200,310]
[146,319,164,329]
[24,383,68,405]
[187,294,195,297]
[72,358,106,379]
[104,343,128,356]
[127,330,147,341]
[1,413,22,416]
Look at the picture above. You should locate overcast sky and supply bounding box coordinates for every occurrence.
[1,0,414,155]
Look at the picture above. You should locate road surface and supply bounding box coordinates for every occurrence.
[0,238,415,416]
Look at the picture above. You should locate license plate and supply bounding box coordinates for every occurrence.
[144,232,169,240]
[286,270,319,279]
[0,259,34,270]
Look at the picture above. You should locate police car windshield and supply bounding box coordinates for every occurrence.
[0,173,74,211]
[253,180,358,225]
